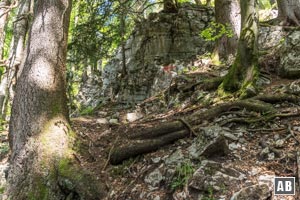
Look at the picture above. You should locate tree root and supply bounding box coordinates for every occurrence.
[110,129,189,165]
[110,93,299,165]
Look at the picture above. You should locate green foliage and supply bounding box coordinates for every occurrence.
[0,186,5,194]
[177,0,192,3]
[0,143,9,155]
[258,0,272,9]
[170,162,194,190]
[200,22,234,41]
[202,186,216,200]
[79,106,94,116]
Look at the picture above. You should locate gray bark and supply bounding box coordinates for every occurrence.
[0,0,31,119]
[215,0,240,59]
[7,0,106,199]
[222,0,259,97]
[0,0,10,59]
[277,0,300,25]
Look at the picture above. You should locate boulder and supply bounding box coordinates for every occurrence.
[279,30,300,78]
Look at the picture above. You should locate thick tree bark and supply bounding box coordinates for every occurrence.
[7,0,106,199]
[214,0,240,60]
[277,0,300,26]
[220,0,259,97]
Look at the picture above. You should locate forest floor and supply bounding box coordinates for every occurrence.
[1,66,300,200]
[70,63,300,199]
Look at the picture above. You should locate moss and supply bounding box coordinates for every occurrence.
[79,106,94,116]
[58,158,82,182]
[0,186,5,194]
[28,176,49,200]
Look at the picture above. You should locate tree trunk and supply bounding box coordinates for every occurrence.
[220,0,259,98]
[7,0,106,199]
[194,0,202,5]
[0,0,10,59]
[0,0,31,120]
[0,0,12,119]
[163,0,177,13]
[214,0,240,60]
[120,0,127,78]
[277,0,300,25]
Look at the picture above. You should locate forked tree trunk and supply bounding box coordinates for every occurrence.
[214,0,240,60]
[220,0,259,98]
[7,0,106,199]
[277,0,300,25]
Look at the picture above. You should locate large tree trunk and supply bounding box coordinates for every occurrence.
[7,0,106,199]
[214,0,240,60]
[0,0,31,120]
[220,0,259,98]
[277,0,300,26]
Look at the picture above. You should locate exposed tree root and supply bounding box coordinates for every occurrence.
[110,129,189,164]
[110,93,300,165]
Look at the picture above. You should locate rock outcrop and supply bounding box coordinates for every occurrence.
[102,4,214,104]
[279,30,300,78]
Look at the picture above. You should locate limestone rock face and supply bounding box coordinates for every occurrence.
[102,4,214,104]
[258,26,284,50]
[279,30,300,78]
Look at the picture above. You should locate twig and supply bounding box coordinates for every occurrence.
[103,135,120,171]
[287,124,300,145]
[178,118,197,136]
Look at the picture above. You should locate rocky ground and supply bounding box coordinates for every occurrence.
[1,62,300,200]
[0,4,300,199]
[73,62,300,200]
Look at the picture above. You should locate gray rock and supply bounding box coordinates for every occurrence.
[165,149,184,165]
[126,112,143,122]
[230,184,271,200]
[96,118,109,124]
[200,135,229,158]
[229,142,241,151]
[189,160,245,198]
[109,118,119,124]
[274,139,285,148]
[279,31,300,78]
[144,168,164,187]
[285,80,300,95]
[224,132,238,141]
[101,4,214,104]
